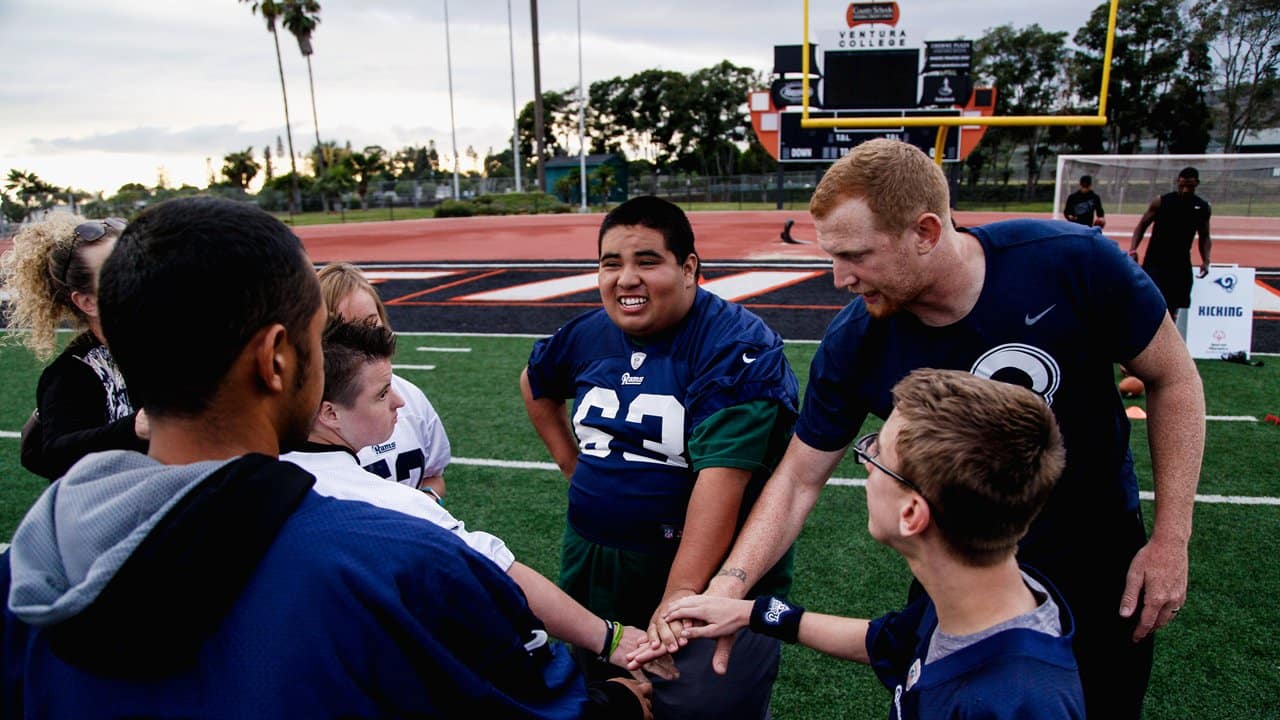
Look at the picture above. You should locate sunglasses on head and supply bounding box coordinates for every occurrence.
[52,218,127,289]
[73,217,126,244]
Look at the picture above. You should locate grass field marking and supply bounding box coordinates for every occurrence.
[1180,493,1280,505]
[827,477,868,488]
[700,271,829,303]
[1205,415,1260,421]
[361,271,459,281]
[0,431,17,439]
[392,364,436,371]
[450,457,1280,506]
[452,456,559,471]
[385,269,509,305]
[416,346,472,353]
[454,273,599,303]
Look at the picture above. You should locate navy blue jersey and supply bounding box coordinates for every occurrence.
[527,288,799,554]
[866,568,1085,720]
[4,457,589,719]
[797,220,1166,555]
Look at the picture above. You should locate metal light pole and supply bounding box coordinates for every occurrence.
[576,0,587,210]
[508,0,522,192]
[530,0,545,192]
[444,0,461,200]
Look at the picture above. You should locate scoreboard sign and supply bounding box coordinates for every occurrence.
[778,109,962,163]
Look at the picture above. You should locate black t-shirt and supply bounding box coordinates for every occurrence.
[1063,190,1104,226]
[1145,191,1211,270]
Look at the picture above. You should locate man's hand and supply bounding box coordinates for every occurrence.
[646,589,695,656]
[701,573,750,675]
[662,594,752,641]
[613,625,678,680]
[1198,262,1210,278]
[1094,217,1107,229]
[1119,534,1189,642]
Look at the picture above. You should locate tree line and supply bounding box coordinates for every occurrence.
[4,0,1275,221]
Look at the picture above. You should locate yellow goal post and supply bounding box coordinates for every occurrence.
[799,0,1121,164]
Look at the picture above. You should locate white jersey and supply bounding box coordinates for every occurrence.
[357,374,451,489]
[283,445,514,571]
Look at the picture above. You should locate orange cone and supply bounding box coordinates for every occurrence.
[1126,406,1147,420]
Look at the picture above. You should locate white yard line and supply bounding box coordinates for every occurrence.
[452,457,1280,506]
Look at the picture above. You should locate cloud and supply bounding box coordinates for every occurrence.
[25,125,281,156]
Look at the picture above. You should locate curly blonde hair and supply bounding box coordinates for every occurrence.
[0,214,121,360]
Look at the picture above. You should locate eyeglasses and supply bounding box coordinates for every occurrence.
[73,217,126,245]
[853,432,928,500]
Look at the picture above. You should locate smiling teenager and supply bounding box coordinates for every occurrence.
[521,196,800,719]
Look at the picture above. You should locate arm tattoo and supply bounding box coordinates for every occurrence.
[716,567,748,585]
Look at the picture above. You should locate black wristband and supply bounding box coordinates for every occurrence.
[596,619,618,663]
[749,595,804,644]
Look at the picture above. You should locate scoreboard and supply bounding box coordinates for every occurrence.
[778,109,963,163]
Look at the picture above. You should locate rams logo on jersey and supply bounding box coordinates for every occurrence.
[970,343,1062,405]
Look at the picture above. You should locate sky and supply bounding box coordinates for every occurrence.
[0,0,1096,196]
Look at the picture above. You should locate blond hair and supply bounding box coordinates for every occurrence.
[891,369,1065,567]
[809,139,951,235]
[1,214,120,360]
[316,262,390,329]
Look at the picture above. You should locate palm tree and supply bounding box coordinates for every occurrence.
[239,0,301,214]
[222,148,262,190]
[282,1,324,172]
[4,169,60,219]
[350,145,388,210]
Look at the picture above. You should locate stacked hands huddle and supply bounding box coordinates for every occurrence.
[0,139,1205,720]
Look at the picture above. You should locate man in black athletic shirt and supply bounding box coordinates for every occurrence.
[1129,167,1212,320]
[1063,175,1106,228]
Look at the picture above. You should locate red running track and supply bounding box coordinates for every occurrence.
[294,210,1280,268]
[3,211,1273,267]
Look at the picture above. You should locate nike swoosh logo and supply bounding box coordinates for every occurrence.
[742,353,757,364]
[1025,305,1056,325]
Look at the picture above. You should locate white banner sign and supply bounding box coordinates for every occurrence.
[1184,264,1255,359]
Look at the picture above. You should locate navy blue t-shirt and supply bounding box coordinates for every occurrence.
[797,220,1166,556]
[866,567,1085,719]
[526,288,799,554]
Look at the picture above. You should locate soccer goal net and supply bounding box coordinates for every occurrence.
[1054,153,1280,219]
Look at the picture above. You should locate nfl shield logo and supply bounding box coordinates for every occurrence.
[630,352,646,370]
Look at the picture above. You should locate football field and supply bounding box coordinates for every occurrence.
[2,330,1277,719]
[3,208,1279,717]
